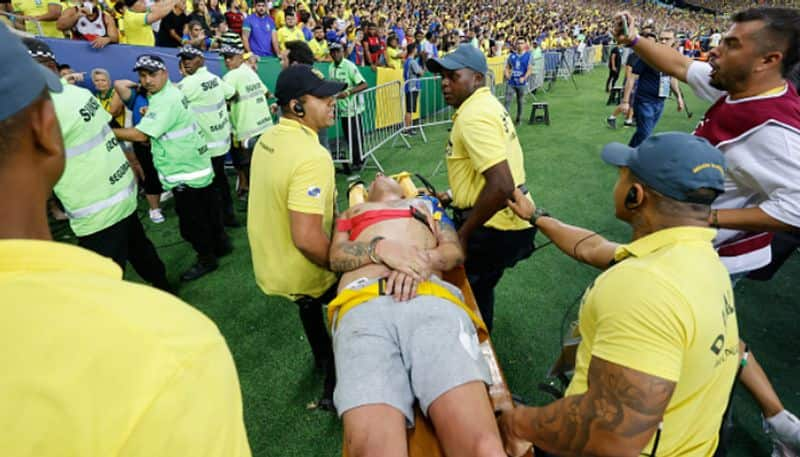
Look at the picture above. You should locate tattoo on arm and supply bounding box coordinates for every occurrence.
[329,240,371,272]
[525,357,675,456]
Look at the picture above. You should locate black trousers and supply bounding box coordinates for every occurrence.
[295,284,338,396]
[172,184,228,263]
[341,114,364,168]
[132,142,163,196]
[78,212,169,289]
[606,69,620,92]
[211,155,234,219]
[459,224,536,333]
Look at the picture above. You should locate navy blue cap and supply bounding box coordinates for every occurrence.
[2,31,62,121]
[426,44,488,74]
[177,45,204,59]
[601,132,726,203]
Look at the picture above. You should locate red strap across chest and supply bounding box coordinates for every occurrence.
[337,209,413,240]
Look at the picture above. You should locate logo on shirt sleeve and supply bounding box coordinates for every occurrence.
[307,186,322,197]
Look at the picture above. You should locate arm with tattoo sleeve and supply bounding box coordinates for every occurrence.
[500,357,675,457]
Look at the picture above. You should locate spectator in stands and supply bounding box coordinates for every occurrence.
[56,0,118,48]
[276,7,304,52]
[182,19,212,49]
[119,0,176,47]
[156,0,189,47]
[427,44,535,332]
[299,10,313,40]
[206,0,225,30]
[187,0,211,35]
[10,0,62,38]
[308,25,330,62]
[615,7,800,455]
[0,29,252,457]
[223,0,244,35]
[329,42,368,171]
[57,63,73,78]
[362,21,383,69]
[504,37,532,125]
[114,54,230,281]
[346,26,364,65]
[500,133,739,457]
[402,43,424,136]
[243,0,278,57]
[384,34,403,69]
[247,64,346,411]
[91,68,125,128]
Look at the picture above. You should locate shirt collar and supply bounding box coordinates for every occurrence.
[613,226,717,263]
[279,117,317,137]
[0,239,122,278]
[452,86,491,121]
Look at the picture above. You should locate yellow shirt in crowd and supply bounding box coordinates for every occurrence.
[385,46,403,69]
[447,86,532,231]
[565,227,740,457]
[0,240,252,457]
[248,118,338,300]
[308,37,329,60]
[276,25,306,51]
[121,8,155,46]
[11,0,63,37]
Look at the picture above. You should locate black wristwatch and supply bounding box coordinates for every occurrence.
[530,207,550,227]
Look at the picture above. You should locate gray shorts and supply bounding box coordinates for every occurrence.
[332,278,491,426]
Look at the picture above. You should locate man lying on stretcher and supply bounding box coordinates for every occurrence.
[328,173,507,457]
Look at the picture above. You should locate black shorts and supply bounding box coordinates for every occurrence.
[405,91,419,114]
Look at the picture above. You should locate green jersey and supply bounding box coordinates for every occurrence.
[51,78,137,237]
[223,65,272,143]
[328,59,366,117]
[177,66,236,158]
[137,81,213,190]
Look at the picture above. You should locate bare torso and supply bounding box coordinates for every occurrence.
[337,198,439,293]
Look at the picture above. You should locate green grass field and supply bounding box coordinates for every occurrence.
[103,68,799,456]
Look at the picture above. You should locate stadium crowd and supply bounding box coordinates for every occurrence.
[2,0,800,455]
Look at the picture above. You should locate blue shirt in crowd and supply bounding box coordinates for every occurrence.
[243,13,277,57]
[507,51,531,87]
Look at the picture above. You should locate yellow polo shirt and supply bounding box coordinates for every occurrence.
[447,86,532,231]
[11,0,62,37]
[565,227,739,457]
[308,38,329,60]
[385,46,403,69]
[0,240,251,457]
[247,118,338,299]
[276,25,305,51]
[121,8,154,46]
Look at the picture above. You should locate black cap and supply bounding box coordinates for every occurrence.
[274,64,347,106]
[22,37,57,62]
[3,31,62,121]
[133,54,167,72]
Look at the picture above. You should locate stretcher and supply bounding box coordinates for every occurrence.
[341,172,530,457]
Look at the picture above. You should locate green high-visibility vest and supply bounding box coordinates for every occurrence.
[136,82,214,190]
[223,65,272,143]
[51,78,137,237]
[178,66,236,158]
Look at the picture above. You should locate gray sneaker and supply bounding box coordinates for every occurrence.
[606,117,617,129]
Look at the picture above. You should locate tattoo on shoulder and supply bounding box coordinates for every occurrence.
[530,357,675,454]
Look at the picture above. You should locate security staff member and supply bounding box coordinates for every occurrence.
[247,64,346,410]
[176,45,238,227]
[500,133,739,457]
[0,27,251,457]
[329,42,368,171]
[114,54,229,282]
[221,44,272,200]
[427,44,536,332]
[23,38,169,291]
